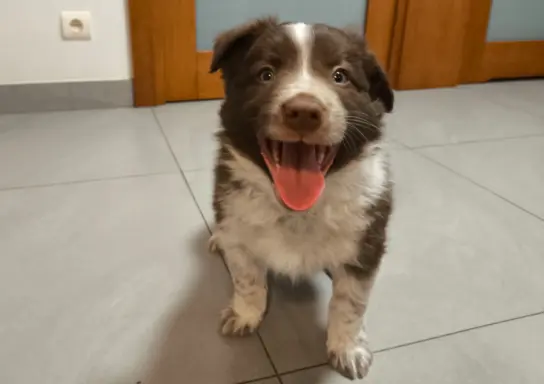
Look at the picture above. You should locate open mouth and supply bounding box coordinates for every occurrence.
[260,138,338,211]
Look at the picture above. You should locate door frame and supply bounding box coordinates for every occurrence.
[129,0,199,106]
[128,0,398,106]
[383,0,544,90]
[461,0,544,83]
[128,0,544,106]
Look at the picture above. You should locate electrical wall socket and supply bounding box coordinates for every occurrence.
[61,11,92,40]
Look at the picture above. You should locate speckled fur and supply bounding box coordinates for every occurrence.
[208,18,394,380]
[212,141,390,279]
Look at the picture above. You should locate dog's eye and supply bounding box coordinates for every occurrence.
[332,69,349,85]
[259,68,275,83]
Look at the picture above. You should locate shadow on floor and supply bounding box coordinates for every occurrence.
[108,227,328,384]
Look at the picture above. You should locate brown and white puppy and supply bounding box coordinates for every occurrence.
[208,17,393,380]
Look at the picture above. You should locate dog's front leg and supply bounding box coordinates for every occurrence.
[327,267,376,380]
[220,244,267,336]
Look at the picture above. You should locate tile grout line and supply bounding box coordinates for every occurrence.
[275,362,329,379]
[400,131,544,150]
[256,330,285,384]
[414,150,544,223]
[458,84,544,121]
[273,309,544,379]
[390,81,544,151]
[0,171,177,192]
[151,109,212,233]
[236,374,282,384]
[151,109,285,383]
[373,309,544,355]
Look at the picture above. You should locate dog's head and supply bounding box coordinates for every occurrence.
[211,17,393,211]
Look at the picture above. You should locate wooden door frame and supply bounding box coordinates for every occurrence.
[461,0,544,83]
[129,0,400,106]
[129,0,199,106]
[384,0,544,90]
[129,0,544,106]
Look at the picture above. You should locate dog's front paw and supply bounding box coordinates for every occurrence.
[220,307,262,337]
[328,341,373,380]
[208,233,220,254]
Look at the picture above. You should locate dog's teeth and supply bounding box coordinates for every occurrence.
[317,146,325,164]
[272,141,280,163]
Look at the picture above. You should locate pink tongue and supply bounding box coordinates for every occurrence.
[268,142,324,211]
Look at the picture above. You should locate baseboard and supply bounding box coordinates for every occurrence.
[0,80,133,114]
[197,51,224,100]
[480,41,544,81]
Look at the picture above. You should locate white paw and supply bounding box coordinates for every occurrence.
[220,307,262,336]
[208,234,220,254]
[328,340,373,380]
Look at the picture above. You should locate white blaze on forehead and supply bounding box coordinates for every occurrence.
[284,22,314,91]
[287,23,313,70]
[279,22,345,142]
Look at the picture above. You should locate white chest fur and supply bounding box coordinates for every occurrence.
[214,143,389,279]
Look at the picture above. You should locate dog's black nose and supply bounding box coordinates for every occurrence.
[281,93,324,134]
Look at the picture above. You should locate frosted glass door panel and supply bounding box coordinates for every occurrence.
[196,0,367,50]
[487,0,544,41]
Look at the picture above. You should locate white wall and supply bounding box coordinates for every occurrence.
[0,0,131,85]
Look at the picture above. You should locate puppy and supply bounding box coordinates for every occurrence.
[208,17,394,380]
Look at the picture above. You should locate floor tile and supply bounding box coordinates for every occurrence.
[155,100,222,171]
[419,136,544,219]
[186,150,544,372]
[0,175,274,384]
[386,87,544,147]
[383,137,405,150]
[281,314,544,383]
[184,169,215,226]
[462,79,544,118]
[0,109,178,189]
[249,379,280,384]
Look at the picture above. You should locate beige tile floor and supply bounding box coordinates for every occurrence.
[1,80,544,384]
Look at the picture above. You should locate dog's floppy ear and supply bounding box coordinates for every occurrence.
[344,29,394,113]
[209,17,278,73]
[362,51,394,113]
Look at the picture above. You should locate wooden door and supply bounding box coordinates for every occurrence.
[387,0,544,90]
[128,0,398,107]
[128,0,544,106]
[461,0,544,83]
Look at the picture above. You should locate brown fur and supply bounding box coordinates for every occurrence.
[208,18,394,380]
[210,18,394,176]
